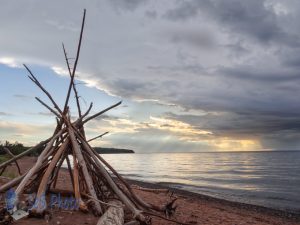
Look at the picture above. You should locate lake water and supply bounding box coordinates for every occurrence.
[100,151,300,212]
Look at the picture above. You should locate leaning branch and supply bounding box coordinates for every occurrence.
[63,9,86,112]
[24,64,63,115]
[82,101,122,124]
[88,132,109,142]
[35,97,62,119]
[62,43,83,117]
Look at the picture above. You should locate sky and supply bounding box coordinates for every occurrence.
[1,0,300,152]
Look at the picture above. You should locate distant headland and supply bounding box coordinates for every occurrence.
[94,147,135,154]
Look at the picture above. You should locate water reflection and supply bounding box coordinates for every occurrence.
[64,151,300,211]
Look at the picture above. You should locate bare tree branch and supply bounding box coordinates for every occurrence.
[88,132,109,142]
[63,9,86,112]
[82,101,122,124]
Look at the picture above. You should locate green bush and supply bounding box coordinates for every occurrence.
[0,140,45,157]
[0,154,10,163]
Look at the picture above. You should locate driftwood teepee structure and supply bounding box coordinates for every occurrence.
[0,9,182,225]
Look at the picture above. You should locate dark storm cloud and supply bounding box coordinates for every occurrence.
[280,48,300,68]
[108,78,155,98]
[218,66,300,82]
[165,110,300,145]
[261,130,300,150]
[164,0,300,46]
[108,0,148,11]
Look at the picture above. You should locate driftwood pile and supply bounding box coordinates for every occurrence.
[0,10,183,225]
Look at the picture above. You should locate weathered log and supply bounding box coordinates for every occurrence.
[0,161,49,193]
[30,139,69,214]
[51,151,68,188]
[0,173,26,193]
[68,127,103,215]
[97,200,124,225]
[65,154,74,188]
[88,145,167,212]
[43,134,67,161]
[72,152,88,211]
[14,130,63,207]
[77,136,146,222]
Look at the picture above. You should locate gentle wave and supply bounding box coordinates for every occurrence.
[63,151,300,212]
[101,151,300,212]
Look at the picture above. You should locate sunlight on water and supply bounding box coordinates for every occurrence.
[100,151,300,212]
[63,151,300,212]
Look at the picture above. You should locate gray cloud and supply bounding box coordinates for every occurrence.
[164,110,300,150]
[163,0,300,46]
[13,94,32,100]
[2,0,300,151]
[145,10,157,19]
[168,28,216,49]
[108,0,149,12]
[38,112,54,117]
[218,65,300,82]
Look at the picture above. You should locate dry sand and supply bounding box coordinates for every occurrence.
[1,156,300,225]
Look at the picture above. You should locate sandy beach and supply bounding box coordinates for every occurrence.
[1,156,300,225]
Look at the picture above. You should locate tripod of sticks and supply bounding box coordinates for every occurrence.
[0,9,187,225]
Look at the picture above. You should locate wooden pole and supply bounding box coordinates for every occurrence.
[65,153,74,188]
[14,130,64,207]
[0,173,26,193]
[68,127,103,215]
[78,136,147,222]
[82,101,122,124]
[87,132,109,142]
[63,9,86,112]
[31,139,69,214]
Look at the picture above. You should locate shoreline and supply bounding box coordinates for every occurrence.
[1,156,300,224]
[126,178,300,221]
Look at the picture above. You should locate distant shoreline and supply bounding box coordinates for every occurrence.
[94,147,134,154]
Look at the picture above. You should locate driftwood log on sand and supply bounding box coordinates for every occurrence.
[0,9,186,225]
[96,200,124,225]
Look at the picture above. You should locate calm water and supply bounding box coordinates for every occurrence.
[100,151,300,212]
